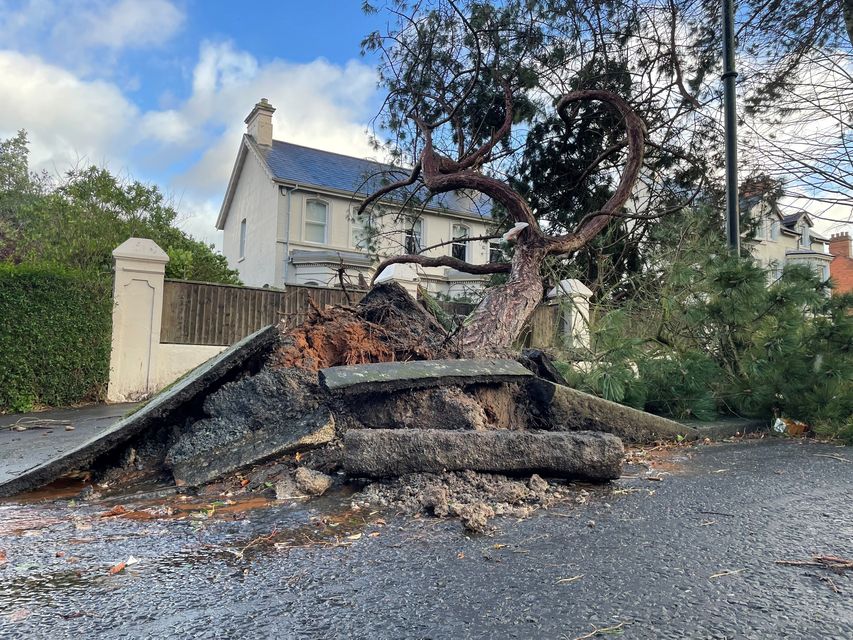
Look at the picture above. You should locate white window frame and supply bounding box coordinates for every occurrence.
[239,218,247,260]
[769,219,780,241]
[451,223,470,261]
[403,216,424,254]
[488,239,503,263]
[350,207,375,251]
[304,198,329,244]
[799,224,810,249]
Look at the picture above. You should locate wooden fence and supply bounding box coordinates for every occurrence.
[160,280,365,346]
[160,279,562,349]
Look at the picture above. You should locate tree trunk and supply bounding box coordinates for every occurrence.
[843,0,853,49]
[460,245,545,356]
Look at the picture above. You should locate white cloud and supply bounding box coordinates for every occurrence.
[0,0,185,71]
[0,40,380,247]
[76,0,184,50]
[0,49,139,170]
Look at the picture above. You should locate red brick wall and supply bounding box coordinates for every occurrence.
[829,233,853,295]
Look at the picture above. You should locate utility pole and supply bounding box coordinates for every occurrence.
[722,0,740,253]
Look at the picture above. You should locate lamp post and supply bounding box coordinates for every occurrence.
[722,0,740,253]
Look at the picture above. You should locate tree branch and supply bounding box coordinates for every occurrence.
[548,89,646,254]
[371,254,510,284]
[356,160,422,217]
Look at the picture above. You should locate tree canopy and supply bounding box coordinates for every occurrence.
[0,131,239,285]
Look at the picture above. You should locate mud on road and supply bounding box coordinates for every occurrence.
[0,438,851,639]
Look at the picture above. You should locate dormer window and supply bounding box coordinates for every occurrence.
[770,220,780,240]
[305,199,328,243]
[800,224,810,249]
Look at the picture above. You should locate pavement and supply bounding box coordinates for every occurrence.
[0,437,850,639]
[0,404,138,486]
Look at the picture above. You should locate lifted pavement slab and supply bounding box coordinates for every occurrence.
[528,379,699,444]
[320,358,533,395]
[0,403,138,488]
[0,325,278,498]
[344,429,624,480]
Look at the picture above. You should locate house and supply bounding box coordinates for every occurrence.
[828,232,853,295]
[741,178,833,284]
[216,99,497,298]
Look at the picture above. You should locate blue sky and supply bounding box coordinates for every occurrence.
[0,0,390,245]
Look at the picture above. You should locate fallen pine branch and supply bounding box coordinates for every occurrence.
[569,621,628,639]
[775,556,853,572]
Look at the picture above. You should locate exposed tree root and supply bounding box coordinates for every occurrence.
[270,283,457,371]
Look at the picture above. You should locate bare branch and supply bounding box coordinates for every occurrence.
[371,254,510,284]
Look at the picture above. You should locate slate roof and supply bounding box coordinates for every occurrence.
[255,139,492,218]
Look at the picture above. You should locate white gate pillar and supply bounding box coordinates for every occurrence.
[107,238,169,402]
[546,279,592,350]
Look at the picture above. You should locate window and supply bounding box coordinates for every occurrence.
[451,224,469,261]
[770,219,780,241]
[305,199,328,243]
[239,218,247,259]
[489,240,503,263]
[351,210,374,251]
[800,225,810,249]
[404,217,423,253]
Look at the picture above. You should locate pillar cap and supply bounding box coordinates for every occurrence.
[113,238,170,264]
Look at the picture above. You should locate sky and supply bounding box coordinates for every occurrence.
[0,0,849,249]
[0,0,388,245]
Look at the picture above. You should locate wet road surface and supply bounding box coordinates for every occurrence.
[0,438,851,639]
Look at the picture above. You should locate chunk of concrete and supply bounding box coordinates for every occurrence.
[343,429,623,481]
[0,325,278,498]
[527,378,698,443]
[321,359,533,395]
[295,467,333,496]
[164,366,332,486]
[168,408,335,487]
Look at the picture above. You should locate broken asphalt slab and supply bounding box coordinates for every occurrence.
[320,358,533,394]
[528,379,699,443]
[0,403,138,487]
[344,429,624,480]
[0,325,278,498]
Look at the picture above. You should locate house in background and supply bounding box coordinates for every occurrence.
[216,99,498,298]
[828,232,853,295]
[740,178,833,283]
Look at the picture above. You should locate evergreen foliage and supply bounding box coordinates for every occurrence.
[560,210,853,441]
[0,264,112,413]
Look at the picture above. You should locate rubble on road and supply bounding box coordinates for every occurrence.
[353,470,587,533]
[1,283,699,531]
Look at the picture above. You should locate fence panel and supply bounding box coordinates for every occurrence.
[162,280,563,349]
[160,280,364,346]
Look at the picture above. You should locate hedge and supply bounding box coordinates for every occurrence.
[0,264,112,413]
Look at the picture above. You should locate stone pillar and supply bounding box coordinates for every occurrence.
[373,262,420,296]
[546,279,592,350]
[107,238,169,402]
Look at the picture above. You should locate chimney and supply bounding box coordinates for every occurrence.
[245,98,275,146]
[829,232,851,258]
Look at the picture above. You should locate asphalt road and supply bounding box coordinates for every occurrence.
[0,438,851,639]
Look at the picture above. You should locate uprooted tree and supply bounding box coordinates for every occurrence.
[356,0,647,356]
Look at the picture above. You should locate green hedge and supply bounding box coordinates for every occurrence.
[0,264,112,413]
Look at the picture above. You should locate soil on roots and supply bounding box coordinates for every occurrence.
[270,283,458,371]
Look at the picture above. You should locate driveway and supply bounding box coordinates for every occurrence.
[0,438,850,639]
